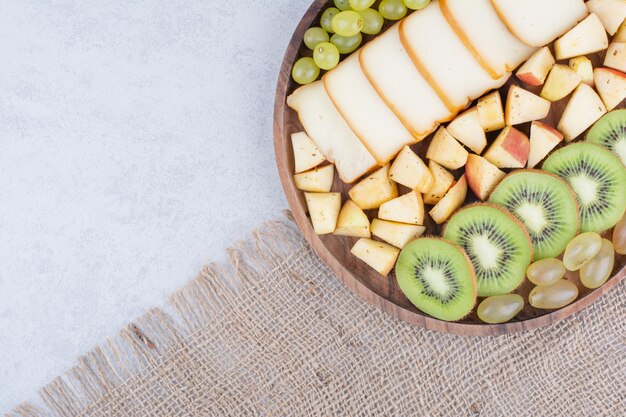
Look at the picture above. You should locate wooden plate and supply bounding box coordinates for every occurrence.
[273,0,626,336]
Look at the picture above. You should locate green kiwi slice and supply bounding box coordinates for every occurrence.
[443,204,533,297]
[396,238,476,321]
[543,142,626,233]
[489,170,579,260]
[586,110,626,166]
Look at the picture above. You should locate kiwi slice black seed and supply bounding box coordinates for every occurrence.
[489,170,579,260]
[443,204,533,297]
[543,143,626,233]
[396,238,476,321]
[586,110,626,166]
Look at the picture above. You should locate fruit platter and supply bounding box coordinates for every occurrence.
[274,0,626,335]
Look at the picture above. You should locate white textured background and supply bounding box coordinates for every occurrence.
[0,0,309,410]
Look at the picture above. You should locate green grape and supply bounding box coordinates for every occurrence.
[321,7,340,33]
[331,32,362,54]
[303,27,330,50]
[331,10,364,37]
[358,8,384,35]
[379,0,407,20]
[334,0,352,11]
[404,0,430,10]
[292,57,320,85]
[313,42,340,70]
[349,0,375,11]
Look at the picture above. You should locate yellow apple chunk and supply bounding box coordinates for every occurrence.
[293,165,334,192]
[370,219,426,249]
[554,14,609,60]
[477,91,505,132]
[426,126,469,170]
[305,192,341,235]
[604,43,626,74]
[483,127,530,168]
[594,68,626,111]
[378,191,425,225]
[558,83,607,141]
[446,107,487,154]
[429,175,467,224]
[389,146,434,193]
[527,121,563,169]
[569,56,594,87]
[291,131,325,174]
[333,200,371,238]
[614,20,626,42]
[505,85,551,126]
[586,0,626,35]
[540,64,581,102]
[348,164,398,210]
[515,47,555,87]
[465,154,506,201]
[423,161,455,205]
[350,238,400,277]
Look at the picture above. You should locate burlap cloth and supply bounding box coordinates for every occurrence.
[7,215,625,417]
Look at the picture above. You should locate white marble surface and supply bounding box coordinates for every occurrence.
[0,0,310,410]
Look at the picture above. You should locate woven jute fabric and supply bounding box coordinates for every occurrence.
[7,216,626,417]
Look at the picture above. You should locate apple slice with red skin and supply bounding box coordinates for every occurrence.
[527,121,564,169]
[483,127,530,168]
[594,67,626,111]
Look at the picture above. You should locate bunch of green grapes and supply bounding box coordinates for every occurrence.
[292,0,430,85]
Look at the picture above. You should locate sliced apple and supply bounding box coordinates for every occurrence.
[483,127,530,168]
[554,14,609,60]
[429,175,468,224]
[586,0,626,36]
[425,126,469,170]
[540,64,582,102]
[557,83,608,141]
[527,121,564,168]
[505,85,551,126]
[333,200,371,238]
[350,238,400,277]
[477,91,505,132]
[378,191,424,225]
[291,131,325,174]
[348,164,398,210]
[614,20,626,42]
[569,56,594,87]
[423,161,455,205]
[465,154,506,200]
[594,67,626,111]
[446,107,487,154]
[370,219,426,249]
[604,43,626,73]
[389,145,434,193]
[304,192,341,235]
[293,165,335,192]
[515,47,555,86]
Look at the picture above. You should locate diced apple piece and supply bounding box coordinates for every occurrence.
[477,91,505,132]
[378,191,425,225]
[305,192,341,235]
[540,64,582,102]
[429,175,468,224]
[483,127,530,168]
[604,43,626,73]
[594,67,626,111]
[505,85,551,126]
[586,0,626,35]
[293,165,334,192]
[465,154,506,200]
[370,219,426,249]
[348,164,398,210]
[614,20,626,42]
[554,14,609,60]
[516,47,555,87]
[446,107,487,154]
[423,161,455,205]
[558,83,608,141]
[350,238,400,277]
[389,146,434,193]
[426,127,469,170]
[291,132,325,174]
[527,121,564,168]
[569,56,594,87]
[333,200,371,238]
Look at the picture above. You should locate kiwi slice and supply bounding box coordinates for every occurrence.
[396,238,476,321]
[443,204,533,297]
[489,170,579,260]
[543,142,626,233]
[586,110,626,166]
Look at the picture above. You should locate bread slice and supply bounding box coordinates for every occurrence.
[287,81,377,183]
[491,0,588,47]
[440,0,536,77]
[400,0,509,111]
[323,54,416,164]
[360,23,453,137]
